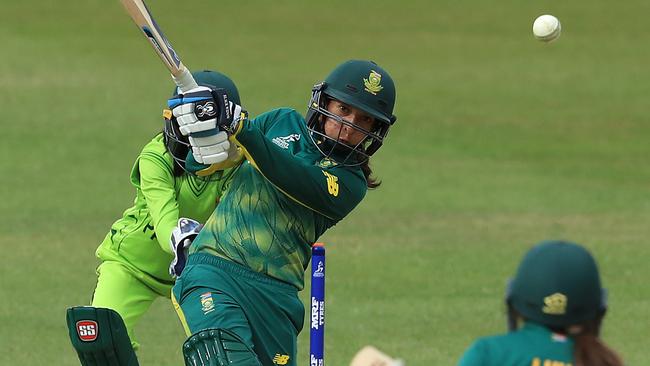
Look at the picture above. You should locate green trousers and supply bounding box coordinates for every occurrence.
[172,253,304,366]
[92,261,172,349]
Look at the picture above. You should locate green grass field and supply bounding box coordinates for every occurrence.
[2,0,649,364]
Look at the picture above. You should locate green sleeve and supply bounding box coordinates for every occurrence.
[458,340,487,366]
[233,110,366,221]
[134,150,178,255]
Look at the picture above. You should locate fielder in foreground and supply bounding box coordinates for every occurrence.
[458,240,623,366]
[67,71,241,363]
[169,59,398,366]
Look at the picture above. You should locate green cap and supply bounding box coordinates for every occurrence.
[509,240,604,327]
[323,60,396,125]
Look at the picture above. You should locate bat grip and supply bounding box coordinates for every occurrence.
[173,67,199,93]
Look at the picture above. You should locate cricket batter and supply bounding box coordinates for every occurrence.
[167,60,398,365]
[87,70,240,350]
[458,240,623,366]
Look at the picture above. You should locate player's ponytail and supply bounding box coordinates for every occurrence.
[571,317,623,366]
[360,160,381,189]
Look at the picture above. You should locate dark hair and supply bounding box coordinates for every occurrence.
[361,160,380,189]
[570,316,623,366]
[509,307,623,366]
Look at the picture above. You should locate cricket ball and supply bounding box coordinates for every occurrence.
[532,14,561,42]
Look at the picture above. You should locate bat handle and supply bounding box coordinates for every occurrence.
[173,66,199,93]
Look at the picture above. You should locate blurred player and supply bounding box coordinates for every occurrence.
[458,240,623,366]
[167,59,398,366]
[85,70,240,351]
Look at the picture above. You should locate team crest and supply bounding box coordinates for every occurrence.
[363,70,384,95]
[200,292,216,314]
[317,158,337,168]
[542,292,567,315]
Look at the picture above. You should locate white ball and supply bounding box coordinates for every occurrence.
[532,14,561,42]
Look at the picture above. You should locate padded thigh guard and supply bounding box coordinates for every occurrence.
[66,306,139,366]
[183,328,262,366]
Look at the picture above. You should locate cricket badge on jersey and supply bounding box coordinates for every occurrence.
[272,354,290,365]
[75,320,98,342]
[200,292,216,315]
[363,70,384,95]
[322,171,339,197]
[272,134,301,149]
[317,158,337,168]
[542,292,567,315]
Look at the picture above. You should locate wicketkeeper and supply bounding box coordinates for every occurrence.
[68,70,241,358]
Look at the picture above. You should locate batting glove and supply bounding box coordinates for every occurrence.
[168,87,247,136]
[169,218,202,278]
[188,129,231,165]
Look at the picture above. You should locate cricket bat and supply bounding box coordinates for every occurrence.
[350,345,405,366]
[119,0,198,92]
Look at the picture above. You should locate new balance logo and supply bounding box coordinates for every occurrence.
[322,171,339,197]
[273,354,290,365]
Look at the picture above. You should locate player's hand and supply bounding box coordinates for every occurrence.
[169,218,202,278]
[168,86,246,135]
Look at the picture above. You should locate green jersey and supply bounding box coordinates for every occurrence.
[458,322,575,366]
[189,108,368,289]
[96,134,226,287]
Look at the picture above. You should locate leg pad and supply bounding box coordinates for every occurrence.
[183,328,261,366]
[66,306,139,366]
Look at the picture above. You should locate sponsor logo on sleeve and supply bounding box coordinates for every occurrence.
[272,134,301,149]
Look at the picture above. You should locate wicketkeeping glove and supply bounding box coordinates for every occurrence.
[169,218,203,278]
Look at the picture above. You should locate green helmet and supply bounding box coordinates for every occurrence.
[507,240,607,329]
[164,70,240,176]
[170,69,240,104]
[306,60,397,166]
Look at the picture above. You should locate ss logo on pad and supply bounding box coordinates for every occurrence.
[76,320,98,341]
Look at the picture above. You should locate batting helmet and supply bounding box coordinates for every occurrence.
[163,70,240,176]
[306,60,397,166]
[506,240,607,330]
